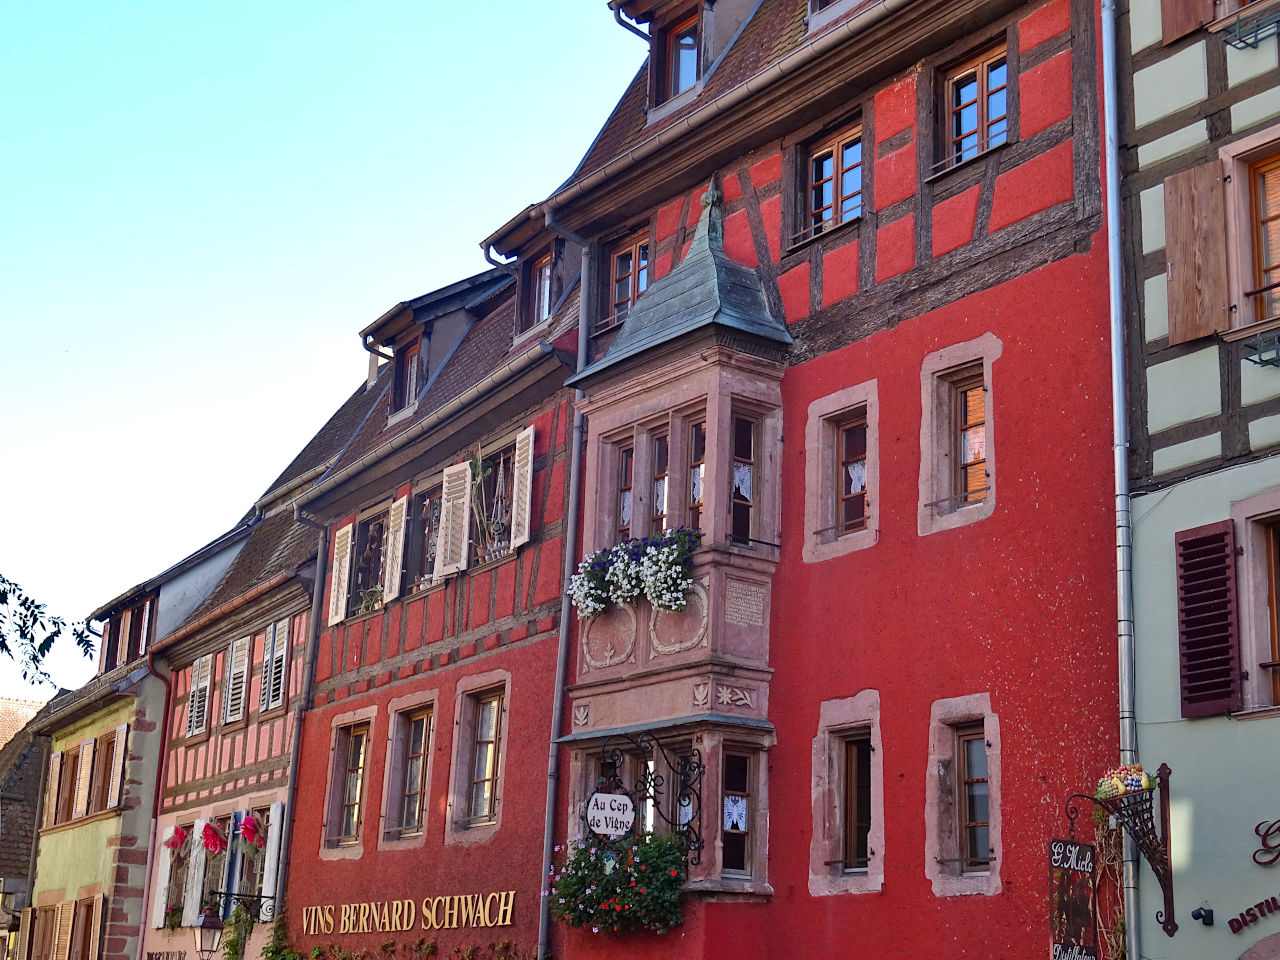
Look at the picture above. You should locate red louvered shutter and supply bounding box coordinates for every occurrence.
[1176,520,1241,717]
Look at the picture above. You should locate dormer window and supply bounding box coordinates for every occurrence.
[393,338,422,412]
[601,231,650,333]
[663,13,699,101]
[519,253,554,335]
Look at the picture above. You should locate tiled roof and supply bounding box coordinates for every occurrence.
[572,0,808,183]
[0,698,44,752]
[183,509,315,623]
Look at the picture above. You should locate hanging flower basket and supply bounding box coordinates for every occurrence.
[570,528,702,619]
[547,832,687,935]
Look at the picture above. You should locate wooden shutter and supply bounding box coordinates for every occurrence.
[87,895,103,960]
[107,723,128,808]
[511,426,536,550]
[264,620,288,710]
[258,801,285,921]
[182,818,208,926]
[72,741,94,818]
[1176,520,1242,717]
[1161,0,1218,44]
[432,461,473,582]
[51,902,73,960]
[187,656,211,738]
[1165,162,1229,345]
[224,637,250,723]
[44,751,62,827]
[151,826,175,928]
[382,495,409,602]
[15,908,32,960]
[138,598,152,652]
[328,523,354,625]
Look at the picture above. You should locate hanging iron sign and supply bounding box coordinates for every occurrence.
[1048,838,1099,960]
[586,792,636,839]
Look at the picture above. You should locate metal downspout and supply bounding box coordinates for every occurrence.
[1100,0,1140,956]
[537,213,591,960]
[136,648,175,960]
[273,518,330,917]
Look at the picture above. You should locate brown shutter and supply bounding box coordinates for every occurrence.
[1161,0,1219,44]
[44,752,62,827]
[107,723,128,809]
[15,908,33,960]
[87,895,103,960]
[72,741,94,818]
[1164,162,1230,345]
[1176,520,1241,717]
[51,902,73,960]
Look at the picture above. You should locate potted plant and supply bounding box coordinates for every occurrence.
[547,831,688,935]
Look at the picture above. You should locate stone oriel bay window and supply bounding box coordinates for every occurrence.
[444,669,511,845]
[378,687,439,850]
[809,690,884,897]
[917,333,1002,537]
[804,379,879,563]
[924,693,1001,897]
[319,704,378,861]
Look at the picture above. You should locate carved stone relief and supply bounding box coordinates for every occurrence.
[715,685,754,709]
[573,703,589,727]
[650,582,709,656]
[581,602,638,670]
[724,579,767,627]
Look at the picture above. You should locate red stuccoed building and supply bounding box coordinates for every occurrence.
[283,1,1121,958]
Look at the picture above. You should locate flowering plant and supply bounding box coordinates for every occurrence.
[164,825,189,853]
[163,904,183,931]
[202,820,228,856]
[238,814,267,857]
[546,832,687,935]
[569,528,702,619]
[1095,763,1152,800]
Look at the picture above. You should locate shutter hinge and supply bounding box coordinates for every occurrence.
[1223,173,1233,183]
[1237,546,1245,555]
[1241,669,1250,680]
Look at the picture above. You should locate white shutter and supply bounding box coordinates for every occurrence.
[87,893,103,960]
[328,524,354,625]
[151,826,175,928]
[187,656,211,738]
[264,620,288,711]
[224,638,250,723]
[223,812,244,913]
[510,425,536,549]
[382,495,409,601]
[51,901,73,960]
[182,819,208,926]
[44,752,62,827]
[73,740,94,818]
[107,723,128,809]
[258,801,285,921]
[432,461,473,581]
[138,598,152,652]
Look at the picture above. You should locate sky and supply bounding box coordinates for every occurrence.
[0,2,645,699]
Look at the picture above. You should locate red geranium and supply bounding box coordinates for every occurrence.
[201,821,228,856]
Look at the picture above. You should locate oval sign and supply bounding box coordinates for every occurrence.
[585,792,635,838]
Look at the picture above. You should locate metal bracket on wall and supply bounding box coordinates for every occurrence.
[1221,7,1280,49]
[205,891,275,922]
[1064,763,1177,937]
[1242,327,1280,367]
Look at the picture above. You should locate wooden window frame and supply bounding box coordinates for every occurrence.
[397,708,433,837]
[836,411,870,536]
[336,723,370,845]
[348,505,390,617]
[392,337,421,413]
[616,444,635,543]
[841,733,873,872]
[687,419,706,533]
[730,414,759,546]
[650,432,671,532]
[955,724,991,873]
[955,374,988,506]
[801,123,864,244]
[467,690,505,824]
[600,232,650,334]
[938,44,1009,174]
[519,252,555,335]
[721,751,752,876]
[404,485,443,592]
[1249,153,1280,326]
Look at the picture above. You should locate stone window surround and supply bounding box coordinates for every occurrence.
[377,687,439,852]
[318,704,378,862]
[808,689,884,897]
[1220,120,1280,337]
[924,692,1002,897]
[803,379,879,563]
[1231,487,1280,713]
[443,669,511,846]
[917,333,1003,537]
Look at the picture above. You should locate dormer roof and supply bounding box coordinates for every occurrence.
[568,181,790,386]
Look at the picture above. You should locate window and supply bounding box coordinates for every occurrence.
[730,415,757,544]
[402,487,442,591]
[918,335,1001,537]
[393,339,421,412]
[842,734,872,871]
[186,654,213,738]
[98,596,153,673]
[164,824,192,925]
[837,414,869,536]
[469,445,515,561]
[650,433,671,531]
[236,807,271,897]
[617,445,635,542]
[394,709,432,837]
[337,723,370,844]
[688,420,706,531]
[222,637,250,724]
[89,730,117,814]
[940,45,1008,171]
[349,508,389,616]
[201,815,232,914]
[721,753,752,875]
[925,694,1001,896]
[259,618,289,712]
[804,124,863,242]
[520,254,554,334]
[467,691,504,823]
[601,233,649,333]
[1250,153,1280,324]
[660,13,700,102]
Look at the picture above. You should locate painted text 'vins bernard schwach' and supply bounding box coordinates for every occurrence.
[299,893,515,936]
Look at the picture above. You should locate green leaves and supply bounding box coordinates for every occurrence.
[0,573,93,684]
[547,832,687,936]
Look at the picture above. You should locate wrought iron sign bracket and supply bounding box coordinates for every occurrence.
[206,891,275,922]
[1064,763,1176,937]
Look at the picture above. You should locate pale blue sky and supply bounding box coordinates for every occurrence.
[0,2,644,697]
